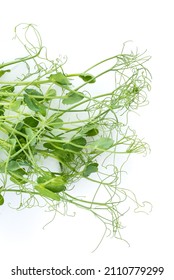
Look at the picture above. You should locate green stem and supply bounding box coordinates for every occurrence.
[61,192,117,207]
[0,79,49,86]
[0,50,42,70]
[0,188,40,196]
[84,54,119,72]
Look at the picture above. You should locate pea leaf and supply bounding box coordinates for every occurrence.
[83,163,98,177]
[0,69,10,78]
[38,103,46,116]
[25,127,36,146]
[46,176,65,185]
[10,168,27,185]
[24,94,40,112]
[63,137,86,152]
[24,94,46,116]
[35,184,60,201]
[43,142,55,150]
[85,128,99,136]
[25,88,44,100]
[43,142,75,163]
[23,116,39,127]
[49,73,71,86]
[37,172,53,184]
[80,124,99,136]
[7,160,20,171]
[0,194,4,206]
[55,150,75,163]
[47,114,63,129]
[16,160,31,167]
[9,100,21,111]
[91,137,114,150]
[43,136,63,150]
[45,176,66,193]
[15,121,24,131]
[45,89,57,99]
[79,72,96,83]
[46,184,66,193]
[62,90,84,105]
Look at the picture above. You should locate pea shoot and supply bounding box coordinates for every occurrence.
[0,24,151,245]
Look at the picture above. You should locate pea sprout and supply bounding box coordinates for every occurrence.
[0,24,152,246]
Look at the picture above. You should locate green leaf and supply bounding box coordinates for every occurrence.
[24,94,40,112]
[35,184,60,201]
[85,128,99,136]
[45,176,66,193]
[24,94,46,116]
[55,150,75,163]
[43,142,55,150]
[25,88,44,100]
[23,116,39,127]
[10,168,27,185]
[79,72,96,83]
[0,194,4,206]
[91,137,114,150]
[45,184,65,193]
[80,124,99,136]
[38,103,46,116]
[47,114,63,129]
[49,73,71,86]
[37,172,66,193]
[15,122,24,131]
[7,160,20,171]
[25,127,36,146]
[43,136,63,150]
[62,90,84,105]
[16,160,31,167]
[42,143,75,163]
[38,173,65,192]
[0,69,10,78]
[83,163,98,177]
[9,100,21,111]
[45,89,57,99]
[63,137,86,152]
[43,142,62,150]
[37,172,53,184]
[43,137,75,162]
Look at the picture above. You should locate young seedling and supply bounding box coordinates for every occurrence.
[0,24,151,245]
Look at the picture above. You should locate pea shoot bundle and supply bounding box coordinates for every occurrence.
[0,24,151,241]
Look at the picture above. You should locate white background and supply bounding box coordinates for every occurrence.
[0,0,173,279]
